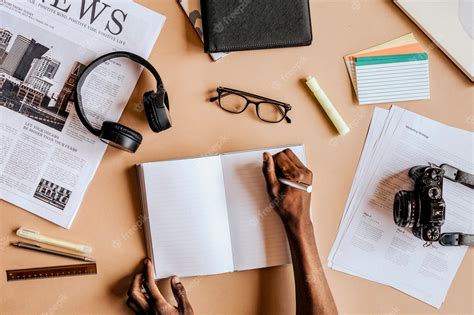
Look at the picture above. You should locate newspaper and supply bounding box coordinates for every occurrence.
[0,0,165,228]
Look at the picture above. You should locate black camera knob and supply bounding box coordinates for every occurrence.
[428,187,442,200]
[427,228,440,241]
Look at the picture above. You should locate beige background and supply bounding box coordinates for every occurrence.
[1,0,473,314]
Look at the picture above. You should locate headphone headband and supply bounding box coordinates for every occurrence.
[74,51,164,136]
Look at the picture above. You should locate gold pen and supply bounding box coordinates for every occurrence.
[10,242,95,262]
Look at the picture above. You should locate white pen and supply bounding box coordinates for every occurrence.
[278,178,313,193]
[16,227,92,254]
[11,242,95,262]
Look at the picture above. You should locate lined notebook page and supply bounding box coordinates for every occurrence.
[221,145,306,271]
[140,156,234,279]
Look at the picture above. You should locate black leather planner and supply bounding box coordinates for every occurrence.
[201,0,313,53]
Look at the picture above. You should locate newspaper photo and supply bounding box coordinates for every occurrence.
[0,0,165,228]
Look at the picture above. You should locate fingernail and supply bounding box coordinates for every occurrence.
[263,153,268,161]
[172,276,181,285]
[144,258,149,265]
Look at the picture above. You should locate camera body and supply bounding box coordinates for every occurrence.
[393,165,446,242]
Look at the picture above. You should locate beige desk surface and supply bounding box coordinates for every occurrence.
[1,0,473,314]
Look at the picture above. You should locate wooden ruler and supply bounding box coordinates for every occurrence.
[6,263,97,282]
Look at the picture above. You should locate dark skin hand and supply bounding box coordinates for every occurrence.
[263,149,338,315]
[127,259,193,315]
[128,148,337,315]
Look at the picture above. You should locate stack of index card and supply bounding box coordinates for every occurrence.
[344,34,430,105]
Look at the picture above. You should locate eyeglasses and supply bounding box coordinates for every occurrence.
[209,87,292,123]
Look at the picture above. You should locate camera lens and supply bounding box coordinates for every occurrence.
[393,191,417,227]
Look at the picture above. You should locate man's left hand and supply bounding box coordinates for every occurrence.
[127,258,194,315]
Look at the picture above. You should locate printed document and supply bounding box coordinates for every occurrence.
[328,106,473,308]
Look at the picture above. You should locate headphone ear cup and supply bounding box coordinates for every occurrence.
[144,91,172,133]
[144,91,161,132]
[99,121,143,153]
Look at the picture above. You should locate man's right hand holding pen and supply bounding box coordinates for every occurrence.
[263,149,338,315]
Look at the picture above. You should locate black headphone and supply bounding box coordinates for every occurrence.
[74,51,171,153]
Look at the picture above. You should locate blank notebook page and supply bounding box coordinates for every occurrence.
[221,145,306,271]
[141,156,234,279]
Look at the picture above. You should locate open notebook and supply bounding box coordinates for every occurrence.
[137,145,305,279]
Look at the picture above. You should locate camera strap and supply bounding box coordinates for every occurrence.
[439,233,474,246]
[440,164,474,189]
[438,164,474,246]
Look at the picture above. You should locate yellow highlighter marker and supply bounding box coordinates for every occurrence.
[305,76,350,136]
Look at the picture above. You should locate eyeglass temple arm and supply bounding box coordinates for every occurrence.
[212,89,289,106]
[209,91,233,102]
[233,90,289,107]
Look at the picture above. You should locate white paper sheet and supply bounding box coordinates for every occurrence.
[141,157,234,279]
[221,145,306,271]
[329,106,473,308]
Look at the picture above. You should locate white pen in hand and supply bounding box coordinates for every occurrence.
[278,178,313,193]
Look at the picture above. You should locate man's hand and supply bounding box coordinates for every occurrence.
[262,149,313,231]
[263,149,338,315]
[127,258,194,315]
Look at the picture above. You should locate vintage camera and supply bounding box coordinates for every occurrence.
[393,165,446,242]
